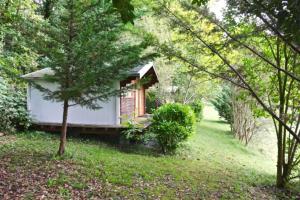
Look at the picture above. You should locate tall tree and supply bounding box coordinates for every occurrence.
[35,0,152,155]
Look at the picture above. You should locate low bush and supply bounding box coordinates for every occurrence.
[122,119,145,143]
[150,103,195,154]
[0,79,31,133]
[190,100,204,121]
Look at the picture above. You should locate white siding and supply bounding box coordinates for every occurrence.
[28,80,120,125]
[115,90,121,124]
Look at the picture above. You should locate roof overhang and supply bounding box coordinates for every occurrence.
[130,62,155,78]
[21,68,54,80]
[22,62,159,88]
[120,62,159,89]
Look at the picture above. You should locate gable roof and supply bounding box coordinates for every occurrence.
[130,62,156,79]
[22,68,55,79]
[22,62,158,81]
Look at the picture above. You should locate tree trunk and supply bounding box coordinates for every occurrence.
[57,0,73,156]
[57,99,69,156]
[43,0,53,19]
[276,126,284,188]
[231,85,256,145]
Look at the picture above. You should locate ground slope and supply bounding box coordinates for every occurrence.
[0,106,298,199]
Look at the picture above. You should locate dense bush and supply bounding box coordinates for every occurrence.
[150,103,195,154]
[190,100,204,121]
[211,87,233,125]
[0,79,31,133]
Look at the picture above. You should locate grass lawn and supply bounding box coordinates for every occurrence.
[0,106,299,199]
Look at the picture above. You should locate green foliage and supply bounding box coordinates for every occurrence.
[154,0,300,187]
[0,107,288,199]
[122,119,145,143]
[190,99,204,121]
[0,79,31,133]
[211,86,233,125]
[0,0,40,79]
[150,103,195,154]
[35,0,153,109]
[226,0,300,53]
[191,0,209,6]
[145,91,160,114]
[112,0,135,23]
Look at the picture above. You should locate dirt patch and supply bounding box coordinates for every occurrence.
[0,150,110,200]
[248,185,300,200]
[0,135,16,145]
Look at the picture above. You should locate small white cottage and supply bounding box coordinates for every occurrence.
[22,62,158,132]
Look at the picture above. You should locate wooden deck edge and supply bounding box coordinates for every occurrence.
[32,122,124,129]
[31,117,152,135]
[31,123,125,136]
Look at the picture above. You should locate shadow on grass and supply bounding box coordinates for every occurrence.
[73,133,161,157]
[250,185,300,200]
[199,119,232,136]
[2,133,299,199]
[0,148,56,171]
[204,119,228,124]
[19,130,163,157]
[116,142,162,156]
[197,120,258,157]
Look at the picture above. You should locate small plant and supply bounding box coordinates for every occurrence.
[150,103,195,154]
[122,119,145,143]
[71,182,88,190]
[58,187,71,198]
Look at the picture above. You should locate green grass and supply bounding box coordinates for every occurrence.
[0,106,298,199]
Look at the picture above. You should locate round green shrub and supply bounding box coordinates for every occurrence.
[150,103,195,154]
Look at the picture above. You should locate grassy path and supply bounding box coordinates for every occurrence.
[186,106,275,177]
[0,106,298,199]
